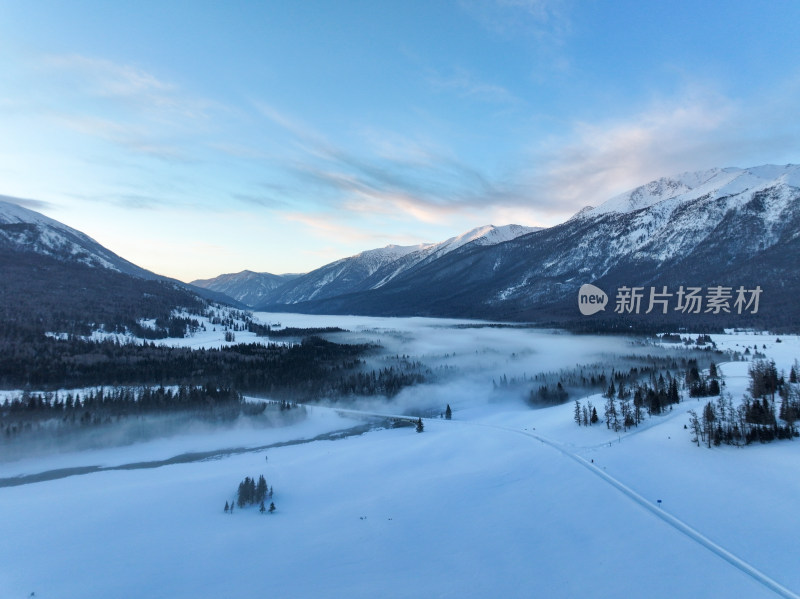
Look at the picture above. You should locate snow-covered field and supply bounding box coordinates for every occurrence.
[1,320,798,599]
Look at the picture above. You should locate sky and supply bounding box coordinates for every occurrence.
[1,0,799,282]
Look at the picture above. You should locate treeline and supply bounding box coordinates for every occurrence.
[247,323,347,338]
[0,384,263,440]
[573,358,725,431]
[1,386,307,442]
[688,359,799,447]
[0,335,376,395]
[524,352,721,408]
[335,366,426,398]
[574,374,682,431]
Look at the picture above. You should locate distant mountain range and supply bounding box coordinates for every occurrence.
[191,270,301,307]
[252,165,800,328]
[2,164,798,332]
[192,224,540,307]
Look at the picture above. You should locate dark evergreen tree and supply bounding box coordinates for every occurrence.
[259,501,266,514]
[256,475,268,503]
[445,404,452,420]
[416,417,424,433]
[224,501,229,513]
[269,502,276,513]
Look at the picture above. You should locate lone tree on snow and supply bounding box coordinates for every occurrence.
[445,404,452,420]
[416,417,424,433]
[269,502,276,513]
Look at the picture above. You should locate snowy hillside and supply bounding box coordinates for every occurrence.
[362,224,542,290]
[0,198,152,276]
[583,164,800,218]
[191,270,301,306]
[257,224,538,307]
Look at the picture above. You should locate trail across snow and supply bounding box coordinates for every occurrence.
[471,420,800,599]
[303,402,800,599]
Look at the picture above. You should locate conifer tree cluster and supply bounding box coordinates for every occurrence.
[235,474,273,509]
[573,399,598,427]
[686,360,721,398]
[574,369,684,431]
[688,358,799,447]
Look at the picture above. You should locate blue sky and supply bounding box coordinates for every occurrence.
[1,0,798,281]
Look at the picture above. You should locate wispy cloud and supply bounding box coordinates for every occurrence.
[52,114,190,162]
[0,194,54,211]
[460,0,571,41]
[523,89,747,212]
[427,67,522,106]
[41,54,208,119]
[253,102,530,223]
[23,54,216,166]
[281,211,396,244]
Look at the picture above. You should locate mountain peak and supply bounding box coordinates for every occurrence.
[583,164,800,218]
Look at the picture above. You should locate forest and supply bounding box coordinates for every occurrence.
[0,334,426,398]
[688,359,799,447]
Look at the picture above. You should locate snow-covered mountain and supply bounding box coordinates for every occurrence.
[0,197,241,306]
[357,224,542,291]
[277,164,800,327]
[0,198,156,278]
[191,270,301,307]
[256,224,540,308]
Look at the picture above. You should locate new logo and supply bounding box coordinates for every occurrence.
[578,284,608,316]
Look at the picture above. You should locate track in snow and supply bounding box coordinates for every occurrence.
[331,405,799,599]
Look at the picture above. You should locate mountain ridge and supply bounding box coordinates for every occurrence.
[257,164,799,328]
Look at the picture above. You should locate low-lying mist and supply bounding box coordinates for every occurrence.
[257,313,728,418]
[0,401,308,463]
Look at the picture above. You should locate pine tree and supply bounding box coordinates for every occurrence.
[224,501,229,513]
[668,379,680,404]
[604,396,618,430]
[259,501,266,514]
[790,366,797,384]
[416,417,424,433]
[269,502,276,513]
[574,400,582,427]
[688,410,701,446]
[256,475,268,503]
[445,404,452,420]
[591,406,598,424]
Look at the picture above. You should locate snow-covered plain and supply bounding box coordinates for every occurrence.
[1,319,798,599]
